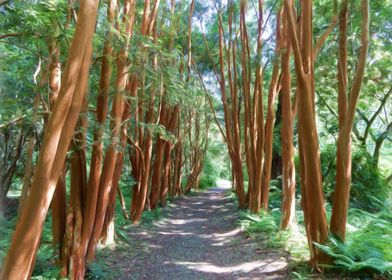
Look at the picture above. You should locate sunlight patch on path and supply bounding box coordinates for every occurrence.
[167,218,207,225]
[216,179,232,189]
[169,260,288,274]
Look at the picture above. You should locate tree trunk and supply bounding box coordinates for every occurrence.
[18,70,48,215]
[261,59,280,210]
[172,106,183,196]
[150,136,166,209]
[217,13,246,209]
[160,142,174,207]
[60,40,93,279]
[284,0,329,268]
[51,169,66,264]
[130,1,161,223]
[280,8,296,229]
[62,109,88,279]
[47,39,66,265]
[331,0,369,241]
[101,110,128,245]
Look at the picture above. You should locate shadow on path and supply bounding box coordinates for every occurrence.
[96,187,289,280]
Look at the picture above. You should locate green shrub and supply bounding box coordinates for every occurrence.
[268,178,283,209]
[239,209,309,260]
[198,145,221,189]
[350,149,390,211]
[320,145,390,212]
[198,173,216,189]
[240,211,279,237]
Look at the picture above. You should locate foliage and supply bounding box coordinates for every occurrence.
[267,178,283,209]
[198,153,219,189]
[240,210,278,237]
[86,261,114,280]
[0,214,60,279]
[351,149,391,211]
[317,210,392,277]
[140,208,164,226]
[198,174,216,190]
[239,204,392,278]
[0,215,13,263]
[239,209,309,261]
[320,145,391,212]
[198,124,230,189]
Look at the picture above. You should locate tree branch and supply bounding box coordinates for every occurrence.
[344,0,369,130]
[283,0,306,81]
[313,15,338,60]
[0,33,21,39]
[192,59,230,147]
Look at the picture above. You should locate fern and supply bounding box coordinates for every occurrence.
[317,212,392,277]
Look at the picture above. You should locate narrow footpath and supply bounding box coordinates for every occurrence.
[96,187,289,280]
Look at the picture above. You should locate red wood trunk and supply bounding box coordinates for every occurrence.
[160,142,174,207]
[260,9,282,211]
[86,0,136,260]
[331,0,369,240]
[280,8,296,229]
[150,137,166,209]
[51,170,66,263]
[284,0,329,268]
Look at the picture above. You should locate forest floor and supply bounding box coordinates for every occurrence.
[95,187,290,280]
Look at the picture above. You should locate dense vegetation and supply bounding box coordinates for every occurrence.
[0,0,391,279]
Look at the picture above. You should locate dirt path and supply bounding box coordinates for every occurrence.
[96,188,289,280]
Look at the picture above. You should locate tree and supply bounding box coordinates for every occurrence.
[283,0,329,268]
[330,0,369,241]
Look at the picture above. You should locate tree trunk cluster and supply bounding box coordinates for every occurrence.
[1,1,211,279]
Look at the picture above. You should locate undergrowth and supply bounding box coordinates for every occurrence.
[0,180,167,279]
[238,205,392,279]
[0,214,61,279]
[239,209,309,261]
[318,210,392,278]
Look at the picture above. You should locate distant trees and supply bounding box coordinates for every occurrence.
[210,0,282,212]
